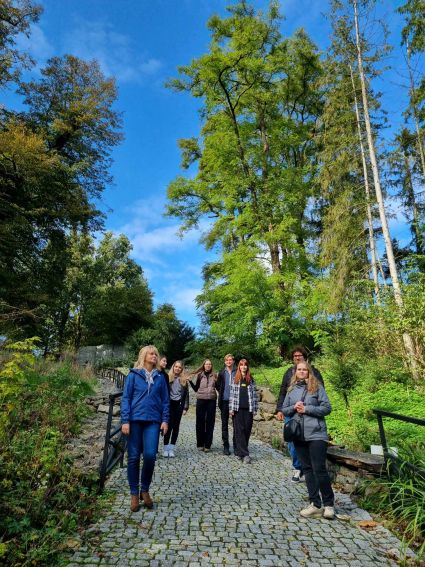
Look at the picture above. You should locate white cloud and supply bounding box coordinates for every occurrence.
[15,23,54,64]
[164,286,201,311]
[63,21,162,83]
[117,196,213,264]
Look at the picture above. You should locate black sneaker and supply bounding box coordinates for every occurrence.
[223,445,231,456]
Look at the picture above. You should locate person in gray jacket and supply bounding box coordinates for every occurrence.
[281,361,335,519]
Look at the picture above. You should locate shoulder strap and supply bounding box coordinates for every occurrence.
[301,388,308,402]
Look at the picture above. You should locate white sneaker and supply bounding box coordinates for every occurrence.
[168,445,176,458]
[162,445,170,458]
[323,506,335,519]
[291,469,302,482]
[300,503,323,518]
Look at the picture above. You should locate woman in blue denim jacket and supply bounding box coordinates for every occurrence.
[281,361,335,519]
[121,345,169,512]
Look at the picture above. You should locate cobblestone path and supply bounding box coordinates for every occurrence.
[67,410,409,567]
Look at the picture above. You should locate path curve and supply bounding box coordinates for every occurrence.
[67,410,408,566]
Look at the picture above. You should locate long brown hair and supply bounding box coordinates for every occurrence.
[234,358,252,384]
[169,360,188,386]
[190,359,216,381]
[288,361,319,394]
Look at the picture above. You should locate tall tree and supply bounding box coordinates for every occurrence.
[351,0,419,379]
[167,1,323,353]
[0,55,123,335]
[388,128,425,259]
[19,54,123,198]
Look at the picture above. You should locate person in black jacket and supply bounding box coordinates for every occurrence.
[276,346,324,482]
[216,353,236,455]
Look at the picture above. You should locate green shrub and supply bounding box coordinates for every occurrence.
[358,448,425,559]
[0,345,101,566]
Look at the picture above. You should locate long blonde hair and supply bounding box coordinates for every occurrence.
[169,360,188,386]
[134,345,161,370]
[288,361,319,394]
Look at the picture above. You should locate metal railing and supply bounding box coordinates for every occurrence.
[99,366,126,390]
[373,409,425,477]
[98,368,127,491]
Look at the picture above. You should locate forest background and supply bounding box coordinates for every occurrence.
[1,0,424,447]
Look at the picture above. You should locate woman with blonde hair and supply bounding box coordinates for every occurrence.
[229,358,258,463]
[281,361,334,519]
[163,360,189,458]
[189,359,217,452]
[121,345,169,512]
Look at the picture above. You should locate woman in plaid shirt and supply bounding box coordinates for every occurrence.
[229,358,258,463]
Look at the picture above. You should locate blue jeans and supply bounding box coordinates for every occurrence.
[284,416,301,470]
[127,421,160,494]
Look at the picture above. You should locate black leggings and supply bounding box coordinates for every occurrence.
[196,399,216,449]
[164,399,184,445]
[294,440,334,507]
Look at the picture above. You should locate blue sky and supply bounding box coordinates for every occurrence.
[4,0,417,329]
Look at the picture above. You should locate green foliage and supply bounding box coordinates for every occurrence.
[0,0,42,87]
[0,350,100,566]
[358,448,425,558]
[324,379,424,450]
[125,303,195,365]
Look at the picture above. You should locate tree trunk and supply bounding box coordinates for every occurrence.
[402,149,424,256]
[352,0,420,381]
[349,64,381,304]
[406,44,425,178]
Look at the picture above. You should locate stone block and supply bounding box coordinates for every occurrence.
[259,387,277,404]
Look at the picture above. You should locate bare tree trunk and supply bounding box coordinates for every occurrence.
[352,0,420,381]
[349,64,381,304]
[402,149,424,256]
[406,44,425,178]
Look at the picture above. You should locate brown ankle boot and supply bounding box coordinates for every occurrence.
[130,494,140,512]
[140,491,153,509]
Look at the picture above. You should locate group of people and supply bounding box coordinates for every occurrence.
[120,345,335,520]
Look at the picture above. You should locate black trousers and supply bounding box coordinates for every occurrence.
[294,440,334,507]
[233,408,253,458]
[220,400,235,449]
[196,399,216,449]
[164,399,184,445]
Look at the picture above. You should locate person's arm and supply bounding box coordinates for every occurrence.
[121,372,134,433]
[276,369,291,414]
[189,374,200,392]
[183,384,189,412]
[229,383,237,414]
[280,391,296,417]
[215,370,223,392]
[303,386,331,417]
[160,374,170,427]
[251,379,259,415]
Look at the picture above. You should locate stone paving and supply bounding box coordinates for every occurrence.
[66,410,412,567]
